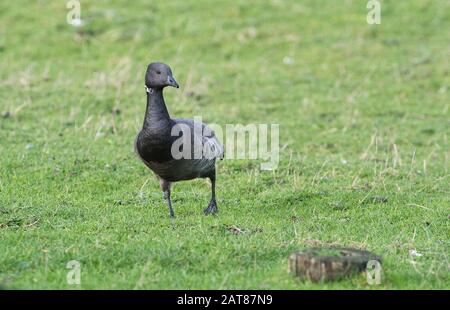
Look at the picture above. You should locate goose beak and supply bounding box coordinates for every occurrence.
[167,76,179,88]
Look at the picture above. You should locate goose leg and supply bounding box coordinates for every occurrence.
[204,173,218,215]
[160,179,174,218]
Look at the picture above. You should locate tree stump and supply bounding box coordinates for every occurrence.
[288,247,381,282]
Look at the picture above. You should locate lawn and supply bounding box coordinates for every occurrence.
[0,0,449,289]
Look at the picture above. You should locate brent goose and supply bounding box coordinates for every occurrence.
[135,62,223,218]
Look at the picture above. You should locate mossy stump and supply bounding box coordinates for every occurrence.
[288,247,381,282]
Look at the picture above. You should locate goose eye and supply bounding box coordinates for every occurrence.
[156,70,161,75]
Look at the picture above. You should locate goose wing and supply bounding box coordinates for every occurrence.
[172,118,224,160]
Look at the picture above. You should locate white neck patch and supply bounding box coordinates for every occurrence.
[145,85,153,94]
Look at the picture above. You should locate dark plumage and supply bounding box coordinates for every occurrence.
[135,62,223,217]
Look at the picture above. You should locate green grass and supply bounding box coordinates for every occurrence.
[0,0,449,289]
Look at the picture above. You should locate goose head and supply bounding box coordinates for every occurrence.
[145,62,179,91]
